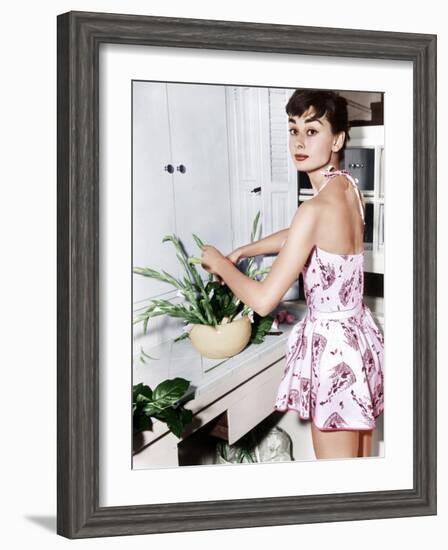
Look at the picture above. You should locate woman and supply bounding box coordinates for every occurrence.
[201,89,384,460]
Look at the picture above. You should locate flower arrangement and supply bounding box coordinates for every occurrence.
[133,211,274,345]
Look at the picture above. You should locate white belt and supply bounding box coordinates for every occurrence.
[309,301,364,320]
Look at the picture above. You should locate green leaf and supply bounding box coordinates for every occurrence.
[250,210,261,243]
[188,256,202,265]
[143,315,149,335]
[153,407,183,437]
[148,377,191,412]
[250,314,274,344]
[132,383,153,403]
[132,383,156,434]
[132,379,194,437]
[192,233,205,250]
[133,411,152,433]
[133,266,183,290]
[164,235,208,298]
[151,405,193,438]
[178,406,193,426]
[173,331,190,342]
[140,346,158,361]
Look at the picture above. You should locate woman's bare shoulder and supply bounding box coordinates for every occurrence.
[290,199,320,237]
[297,197,319,215]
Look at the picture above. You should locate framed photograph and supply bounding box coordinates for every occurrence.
[57,10,437,539]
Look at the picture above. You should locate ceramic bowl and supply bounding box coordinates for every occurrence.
[189,316,252,359]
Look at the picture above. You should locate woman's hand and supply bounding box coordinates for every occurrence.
[201,246,244,286]
[201,245,226,278]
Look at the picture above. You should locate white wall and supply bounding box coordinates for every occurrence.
[1,1,445,548]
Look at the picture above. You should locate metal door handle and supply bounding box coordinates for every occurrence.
[164,164,174,174]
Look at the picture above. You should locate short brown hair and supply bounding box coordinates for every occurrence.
[286,89,350,161]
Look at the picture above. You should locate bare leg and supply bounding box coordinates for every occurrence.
[357,430,373,457]
[311,421,360,459]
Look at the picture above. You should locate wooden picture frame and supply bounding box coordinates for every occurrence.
[57,10,437,538]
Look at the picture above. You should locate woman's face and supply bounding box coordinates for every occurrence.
[288,107,344,172]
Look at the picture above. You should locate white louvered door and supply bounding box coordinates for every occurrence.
[226,86,299,298]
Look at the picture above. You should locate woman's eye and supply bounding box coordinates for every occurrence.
[288,128,317,136]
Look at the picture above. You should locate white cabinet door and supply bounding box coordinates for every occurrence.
[261,88,299,299]
[168,84,233,270]
[133,82,234,306]
[227,86,298,296]
[226,86,265,250]
[132,82,178,304]
[261,88,298,258]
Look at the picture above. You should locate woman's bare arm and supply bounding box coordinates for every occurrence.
[215,203,316,316]
[235,228,289,258]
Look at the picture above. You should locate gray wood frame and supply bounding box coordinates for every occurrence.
[57,10,437,539]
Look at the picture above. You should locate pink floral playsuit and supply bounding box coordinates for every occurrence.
[274,166,384,431]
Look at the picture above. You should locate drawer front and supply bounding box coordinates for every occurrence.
[227,359,285,445]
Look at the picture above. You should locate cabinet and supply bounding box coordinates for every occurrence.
[132,82,234,308]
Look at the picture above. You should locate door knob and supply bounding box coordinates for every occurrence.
[164,164,174,174]
[176,164,186,173]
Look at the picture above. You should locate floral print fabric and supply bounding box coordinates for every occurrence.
[274,245,384,431]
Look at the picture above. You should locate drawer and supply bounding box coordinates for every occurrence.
[227,359,285,445]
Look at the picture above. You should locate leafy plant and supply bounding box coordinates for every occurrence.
[133,379,193,438]
[216,429,258,463]
[133,210,274,344]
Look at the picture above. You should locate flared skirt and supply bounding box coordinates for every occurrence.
[274,302,384,431]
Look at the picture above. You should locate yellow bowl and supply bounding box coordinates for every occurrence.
[189,316,252,359]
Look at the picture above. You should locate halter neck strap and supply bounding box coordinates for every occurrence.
[316,165,365,224]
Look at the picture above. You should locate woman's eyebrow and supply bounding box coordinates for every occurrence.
[287,116,322,125]
[304,116,323,125]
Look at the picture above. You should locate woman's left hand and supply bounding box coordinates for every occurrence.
[201,245,225,277]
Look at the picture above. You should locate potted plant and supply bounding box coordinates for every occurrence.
[133,211,274,359]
